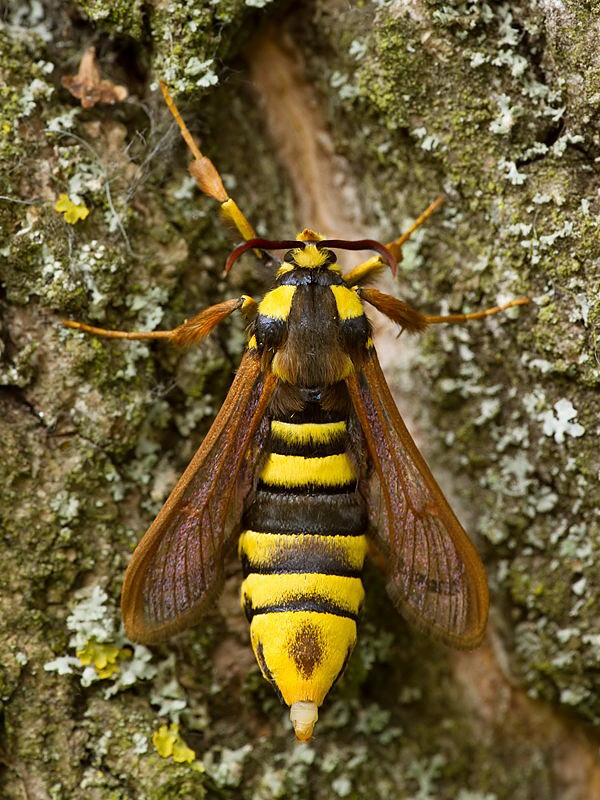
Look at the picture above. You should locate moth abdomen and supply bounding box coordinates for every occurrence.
[239,409,367,728]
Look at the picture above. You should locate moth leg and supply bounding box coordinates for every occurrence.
[343,197,444,286]
[385,196,444,261]
[422,297,530,325]
[160,81,257,244]
[62,295,257,348]
[360,288,529,333]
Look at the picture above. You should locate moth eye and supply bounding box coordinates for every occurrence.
[283,251,295,263]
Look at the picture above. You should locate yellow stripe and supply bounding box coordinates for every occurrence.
[247,334,258,350]
[330,285,364,320]
[271,420,346,445]
[239,531,368,570]
[258,285,296,320]
[242,572,364,613]
[260,453,356,487]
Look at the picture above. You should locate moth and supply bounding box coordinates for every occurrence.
[64,83,528,741]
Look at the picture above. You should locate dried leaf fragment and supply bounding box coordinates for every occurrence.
[62,47,128,108]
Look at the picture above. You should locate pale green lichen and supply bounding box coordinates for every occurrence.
[540,397,586,443]
[71,0,146,40]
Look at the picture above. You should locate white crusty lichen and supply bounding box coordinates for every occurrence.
[44,585,156,693]
[541,398,586,444]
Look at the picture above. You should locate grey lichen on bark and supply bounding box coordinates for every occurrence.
[0,1,598,799]
[329,0,600,714]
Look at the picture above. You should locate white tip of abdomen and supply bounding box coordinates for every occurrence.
[290,701,318,742]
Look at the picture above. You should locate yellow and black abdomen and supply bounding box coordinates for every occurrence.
[239,404,368,713]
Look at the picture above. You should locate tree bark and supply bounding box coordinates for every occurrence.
[1,1,598,798]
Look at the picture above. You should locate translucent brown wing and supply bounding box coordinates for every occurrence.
[121,349,276,644]
[346,349,488,649]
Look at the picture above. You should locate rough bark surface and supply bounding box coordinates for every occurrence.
[1,1,598,799]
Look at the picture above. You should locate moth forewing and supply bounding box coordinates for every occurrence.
[346,348,489,649]
[120,350,276,644]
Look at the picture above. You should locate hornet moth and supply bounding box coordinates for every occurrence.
[63,82,529,741]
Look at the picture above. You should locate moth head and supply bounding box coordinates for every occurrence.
[225,236,396,275]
